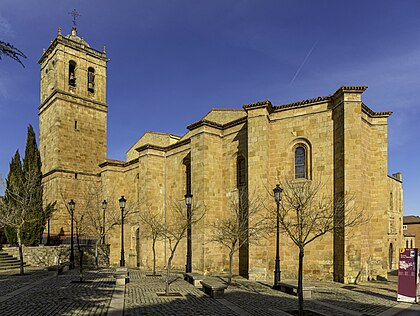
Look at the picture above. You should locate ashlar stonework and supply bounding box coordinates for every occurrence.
[39,27,403,283]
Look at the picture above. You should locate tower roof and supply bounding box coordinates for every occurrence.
[64,26,90,47]
[38,26,108,64]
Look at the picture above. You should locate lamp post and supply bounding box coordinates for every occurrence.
[273,184,283,288]
[69,199,75,269]
[119,196,126,267]
[185,193,193,273]
[102,200,107,245]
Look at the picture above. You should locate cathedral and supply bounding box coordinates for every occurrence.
[39,26,403,283]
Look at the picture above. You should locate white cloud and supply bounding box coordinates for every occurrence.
[0,14,14,37]
[0,77,9,100]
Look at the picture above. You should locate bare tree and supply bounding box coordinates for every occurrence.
[83,187,123,269]
[59,185,138,275]
[0,169,54,275]
[139,206,164,276]
[273,179,361,316]
[0,41,26,67]
[163,198,204,295]
[208,187,271,284]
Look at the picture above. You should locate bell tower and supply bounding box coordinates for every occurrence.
[38,25,108,233]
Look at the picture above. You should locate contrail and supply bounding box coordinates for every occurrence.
[290,41,318,85]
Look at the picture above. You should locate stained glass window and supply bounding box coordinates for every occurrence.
[295,146,306,179]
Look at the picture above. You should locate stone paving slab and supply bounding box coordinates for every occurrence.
[0,267,410,316]
[0,269,114,316]
[125,271,237,316]
[0,267,53,296]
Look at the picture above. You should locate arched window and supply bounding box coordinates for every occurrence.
[184,159,191,195]
[88,67,95,93]
[294,146,306,179]
[389,243,393,269]
[237,156,246,188]
[69,61,76,87]
[390,192,393,210]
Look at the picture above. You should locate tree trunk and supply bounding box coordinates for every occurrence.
[77,235,83,282]
[228,248,235,284]
[16,229,24,275]
[165,239,181,295]
[95,240,99,270]
[165,253,174,295]
[152,237,157,276]
[298,247,304,316]
[79,250,84,282]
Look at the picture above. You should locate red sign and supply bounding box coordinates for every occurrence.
[397,248,418,303]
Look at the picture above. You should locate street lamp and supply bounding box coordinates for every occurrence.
[69,199,75,269]
[119,196,126,267]
[102,200,107,245]
[185,193,193,273]
[273,184,283,289]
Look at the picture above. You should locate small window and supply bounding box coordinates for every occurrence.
[237,156,246,187]
[403,225,407,230]
[69,61,76,87]
[88,67,95,93]
[390,192,393,210]
[74,173,78,179]
[294,146,306,179]
[184,159,191,195]
[74,121,78,130]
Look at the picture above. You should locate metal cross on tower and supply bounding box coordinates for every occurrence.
[69,9,81,27]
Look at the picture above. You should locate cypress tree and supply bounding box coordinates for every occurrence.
[22,125,47,245]
[4,150,24,245]
[3,125,55,249]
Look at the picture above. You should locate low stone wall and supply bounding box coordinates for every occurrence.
[2,244,110,268]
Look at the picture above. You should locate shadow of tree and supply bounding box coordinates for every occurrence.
[0,268,115,315]
[122,271,399,316]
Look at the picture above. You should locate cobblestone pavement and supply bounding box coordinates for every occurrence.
[0,267,412,316]
[125,270,403,316]
[0,267,53,296]
[125,270,237,315]
[0,268,114,316]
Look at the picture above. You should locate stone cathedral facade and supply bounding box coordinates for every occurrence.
[39,27,403,283]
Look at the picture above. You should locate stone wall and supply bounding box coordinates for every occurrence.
[2,245,109,268]
[38,32,403,284]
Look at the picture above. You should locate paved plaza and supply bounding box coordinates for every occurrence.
[0,267,418,315]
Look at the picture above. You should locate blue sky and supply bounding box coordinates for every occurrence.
[0,0,419,215]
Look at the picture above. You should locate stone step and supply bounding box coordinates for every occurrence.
[0,252,27,270]
[0,256,16,262]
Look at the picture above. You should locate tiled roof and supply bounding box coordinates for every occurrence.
[404,215,420,224]
[243,100,272,110]
[187,117,247,131]
[242,86,390,118]
[273,96,331,111]
[361,103,392,117]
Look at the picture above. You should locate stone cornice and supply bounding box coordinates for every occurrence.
[99,158,139,168]
[387,174,402,183]
[187,116,247,131]
[38,89,108,112]
[42,168,100,178]
[242,100,273,112]
[38,35,108,64]
[136,138,191,153]
[273,96,331,111]
[334,86,368,94]
[362,103,392,118]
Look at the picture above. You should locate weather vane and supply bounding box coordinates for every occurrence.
[69,9,81,27]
